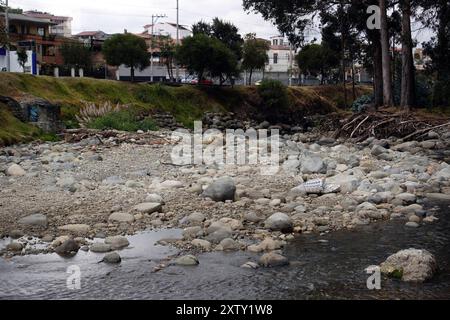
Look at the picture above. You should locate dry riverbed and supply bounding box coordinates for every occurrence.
[1,129,450,270]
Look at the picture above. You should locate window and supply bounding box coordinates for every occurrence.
[273,53,278,64]
[37,27,45,36]
[273,39,278,46]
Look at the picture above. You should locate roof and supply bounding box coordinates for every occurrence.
[24,11,73,22]
[75,31,105,37]
[143,22,190,31]
[0,12,57,25]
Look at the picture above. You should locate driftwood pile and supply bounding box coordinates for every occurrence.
[332,111,450,142]
[63,129,171,146]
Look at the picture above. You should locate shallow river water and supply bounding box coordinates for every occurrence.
[0,201,449,300]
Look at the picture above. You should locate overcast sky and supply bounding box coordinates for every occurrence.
[9,0,431,44]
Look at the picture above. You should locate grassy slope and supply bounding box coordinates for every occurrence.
[0,73,371,145]
[0,102,42,146]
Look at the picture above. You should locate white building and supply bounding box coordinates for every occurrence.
[24,11,73,37]
[142,22,192,43]
[266,36,295,73]
[0,49,36,74]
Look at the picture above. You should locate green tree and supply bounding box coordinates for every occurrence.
[103,33,149,82]
[16,48,28,73]
[242,33,269,85]
[176,33,238,85]
[192,18,244,60]
[296,43,339,84]
[60,41,92,69]
[158,35,176,81]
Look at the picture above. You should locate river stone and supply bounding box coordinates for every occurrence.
[185,212,206,225]
[133,202,162,214]
[7,242,24,251]
[301,156,325,174]
[9,230,24,239]
[182,226,203,239]
[405,221,420,228]
[243,212,264,223]
[175,255,199,266]
[105,236,129,250]
[371,145,388,156]
[6,164,26,176]
[395,193,417,205]
[380,248,437,282]
[205,229,232,244]
[202,177,236,202]
[58,224,90,236]
[264,212,293,232]
[103,252,121,264]
[90,242,112,253]
[191,239,212,250]
[145,193,163,204]
[54,239,80,256]
[241,262,259,269]
[160,180,184,189]
[425,193,450,202]
[18,214,48,228]
[108,212,135,223]
[259,252,289,267]
[216,238,240,251]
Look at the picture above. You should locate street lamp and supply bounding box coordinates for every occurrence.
[0,0,10,72]
[150,13,167,82]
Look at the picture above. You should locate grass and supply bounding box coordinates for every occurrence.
[87,110,158,132]
[0,73,375,145]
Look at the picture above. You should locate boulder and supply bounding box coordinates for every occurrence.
[6,164,26,176]
[90,243,112,253]
[202,177,236,202]
[58,224,90,236]
[18,214,48,228]
[108,212,135,223]
[145,194,164,204]
[216,238,240,251]
[264,212,293,232]
[259,252,289,267]
[191,239,212,250]
[103,252,121,264]
[301,156,325,174]
[175,255,199,266]
[380,248,437,282]
[54,239,80,256]
[132,202,162,214]
[104,236,130,250]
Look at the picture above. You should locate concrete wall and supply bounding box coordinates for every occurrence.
[0,50,35,74]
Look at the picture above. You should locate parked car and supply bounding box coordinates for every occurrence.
[190,78,213,85]
[255,80,262,86]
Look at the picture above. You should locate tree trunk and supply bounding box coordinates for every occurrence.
[341,33,348,108]
[400,0,415,110]
[130,66,135,83]
[351,58,356,101]
[249,68,253,85]
[373,41,384,108]
[379,0,394,106]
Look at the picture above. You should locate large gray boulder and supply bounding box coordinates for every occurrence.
[264,212,293,232]
[6,164,26,176]
[380,248,437,282]
[202,177,236,202]
[301,156,325,174]
[259,252,289,267]
[18,214,48,228]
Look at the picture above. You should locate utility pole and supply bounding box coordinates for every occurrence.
[175,0,179,82]
[1,0,10,72]
[150,13,167,82]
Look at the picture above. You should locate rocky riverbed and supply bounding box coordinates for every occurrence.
[0,128,449,274]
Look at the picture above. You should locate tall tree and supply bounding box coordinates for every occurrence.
[400,0,416,109]
[242,33,269,84]
[296,43,339,84]
[158,36,176,81]
[60,41,92,69]
[379,0,394,106]
[103,34,149,82]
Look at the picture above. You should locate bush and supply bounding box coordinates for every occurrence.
[351,94,374,113]
[87,110,158,132]
[257,79,289,110]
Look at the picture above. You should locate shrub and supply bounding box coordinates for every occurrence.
[351,94,374,113]
[76,101,128,128]
[87,110,158,132]
[257,79,289,110]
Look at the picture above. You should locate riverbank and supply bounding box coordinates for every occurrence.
[1,128,449,260]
